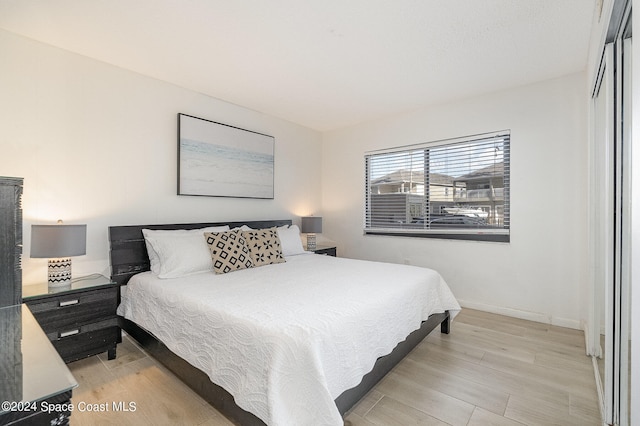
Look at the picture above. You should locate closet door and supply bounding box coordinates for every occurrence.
[591,43,615,423]
[590,2,632,424]
[614,10,632,425]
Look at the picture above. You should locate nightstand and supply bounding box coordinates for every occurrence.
[23,274,120,363]
[310,245,337,257]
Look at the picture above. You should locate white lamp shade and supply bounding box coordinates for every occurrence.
[30,225,87,258]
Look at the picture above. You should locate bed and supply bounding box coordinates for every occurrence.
[109,219,460,426]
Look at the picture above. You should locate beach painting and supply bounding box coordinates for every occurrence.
[178,114,275,199]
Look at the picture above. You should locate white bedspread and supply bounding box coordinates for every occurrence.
[117,253,460,426]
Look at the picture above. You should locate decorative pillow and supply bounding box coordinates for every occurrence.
[277,225,306,257]
[204,230,254,274]
[142,226,230,278]
[242,227,286,267]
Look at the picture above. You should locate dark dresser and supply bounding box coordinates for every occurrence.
[0,177,23,308]
[0,176,78,425]
[0,304,78,425]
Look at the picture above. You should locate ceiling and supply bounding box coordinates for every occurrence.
[0,1,596,131]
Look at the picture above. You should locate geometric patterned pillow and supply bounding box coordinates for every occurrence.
[204,230,254,274]
[241,227,286,268]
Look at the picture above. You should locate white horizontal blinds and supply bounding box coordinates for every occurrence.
[502,136,511,229]
[366,149,425,228]
[365,131,510,234]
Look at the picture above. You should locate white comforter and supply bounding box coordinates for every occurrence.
[117,253,460,426]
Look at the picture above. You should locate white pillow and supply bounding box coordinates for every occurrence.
[231,225,253,231]
[142,226,230,277]
[277,225,306,257]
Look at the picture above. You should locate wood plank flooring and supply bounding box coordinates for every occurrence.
[67,309,601,425]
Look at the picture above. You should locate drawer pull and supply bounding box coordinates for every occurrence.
[60,329,80,338]
[59,299,79,307]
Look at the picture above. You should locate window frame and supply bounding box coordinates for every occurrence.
[364,131,510,243]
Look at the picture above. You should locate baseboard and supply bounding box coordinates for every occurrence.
[457,299,582,330]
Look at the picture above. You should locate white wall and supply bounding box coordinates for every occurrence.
[0,27,592,329]
[0,29,323,285]
[322,73,588,328]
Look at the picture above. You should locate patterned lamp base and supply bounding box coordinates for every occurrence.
[48,258,73,287]
[306,233,317,250]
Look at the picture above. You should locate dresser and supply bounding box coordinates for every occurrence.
[23,275,120,363]
[0,177,23,308]
[0,305,78,425]
[0,177,78,425]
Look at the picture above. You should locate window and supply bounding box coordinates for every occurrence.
[364,131,510,242]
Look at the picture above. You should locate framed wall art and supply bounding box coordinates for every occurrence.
[178,113,275,199]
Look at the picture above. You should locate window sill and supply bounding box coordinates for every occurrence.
[364,229,510,243]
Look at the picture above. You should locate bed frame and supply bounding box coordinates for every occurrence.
[109,219,450,425]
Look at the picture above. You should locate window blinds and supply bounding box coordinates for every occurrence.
[364,131,510,241]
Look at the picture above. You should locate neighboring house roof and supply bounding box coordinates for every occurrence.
[371,169,453,186]
[430,172,455,186]
[456,162,504,181]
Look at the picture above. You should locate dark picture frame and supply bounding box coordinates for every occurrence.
[177,113,275,199]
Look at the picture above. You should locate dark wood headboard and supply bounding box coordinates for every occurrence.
[108,219,292,285]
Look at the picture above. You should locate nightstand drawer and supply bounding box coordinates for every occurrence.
[43,317,119,340]
[27,288,118,334]
[51,325,120,363]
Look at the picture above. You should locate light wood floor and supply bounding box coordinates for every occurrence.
[67,309,601,425]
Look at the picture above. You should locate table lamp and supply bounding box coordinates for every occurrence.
[301,216,322,250]
[31,222,87,287]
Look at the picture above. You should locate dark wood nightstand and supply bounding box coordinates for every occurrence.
[310,245,337,257]
[23,274,120,363]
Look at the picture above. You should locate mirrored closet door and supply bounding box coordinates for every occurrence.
[590,1,632,424]
[591,39,613,419]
